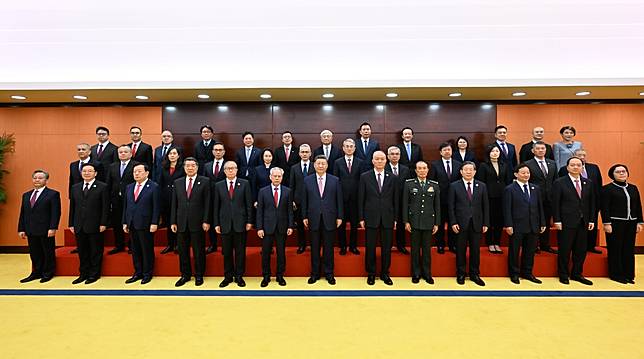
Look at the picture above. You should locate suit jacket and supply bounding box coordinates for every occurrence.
[256,185,295,234]
[212,178,253,233]
[194,140,215,172]
[128,142,154,169]
[91,142,118,177]
[475,161,513,199]
[106,160,138,205]
[396,142,423,169]
[454,149,477,164]
[203,160,227,184]
[235,146,261,178]
[122,180,161,230]
[170,176,211,232]
[273,145,300,186]
[313,144,342,173]
[494,141,518,169]
[69,157,101,196]
[448,179,490,231]
[552,175,595,228]
[557,163,602,220]
[302,174,343,231]
[601,182,644,224]
[354,138,380,172]
[250,164,274,202]
[503,182,545,233]
[18,187,61,237]
[429,158,462,206]
[153,143,181,181]
[519,141,554,163]
[333,156,363,203]
[402,178,441,230]
[525,158,558,203]
[289,162,315,206]
[358,170,399,229]
[385,163,411,184]
[68,181,110,233]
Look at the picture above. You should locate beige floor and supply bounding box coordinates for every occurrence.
[1,254,643,359]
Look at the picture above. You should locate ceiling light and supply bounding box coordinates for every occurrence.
[165,106,176,111]
[375,104,385,111]
[448,92,462,97]
[386,92,398,98]
[217,105,229,111]
[135,95,149,100]
[512,92,526,97]
[481,104,494,110]
[260,93,272,99]
[73,95,87,100]
[639,91,644,96]
[197,94,210,99]
[429,104,440,110]
[322,105,333,111]
[322,93,335,99]
[575,91,591,96]
[11,95,26,100]
[272,105,280,111]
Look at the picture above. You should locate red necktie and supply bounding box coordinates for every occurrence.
[131,143,137,157]
[229,181,234,199]
[574,179,582,198]
[347,158,352,173]
[273,187,279,207]
[30,190,38,207]
[446,161,451,177]
[187,177,193,199]
[467,182,473,201]
[214,161,220,178]
[134,183,142,201]
[97,144,103,157]
[285,147,290,162]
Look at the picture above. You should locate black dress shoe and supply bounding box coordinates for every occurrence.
[610,277,629,284]
[398,247,410,255]
[559,277,570,285]
[380,275,393,286]
[457,276,465,285]
[84,277,98,285]
[205,246,216,254]
[571,276,593,286]
[588,248,602,254]
[350,247,360,255]
[297,247,305,254]
[307,276,318,284]
[535,247,541,254]
[449,247,456,253]
[277,276,287,286]
[195,277,204,286]
[412,276,420,284]
[39,277,53,283]
[339,248,347,255]
[160,246,172,254]
[72,277,86,285]
[219,278,233,288]
[70,248,79,254]
[521,275,542,284]
[470,276,486,286]
[425,277,434,285]
[175,277,190,287]
[141,277,152,285]
[125,275,142,284]
[260,277,270,287]
[627,279,635,284]
[326,276,336,285]
[542,247,558,254]
[237,277,246,287]
[437,247,445,254]
[367,275,376,285]
[510,276,520,284]
[107,247,124,255]
[20,274,41,283]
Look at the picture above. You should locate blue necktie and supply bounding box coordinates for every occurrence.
[406,143,411,161]
[303,163,308,176]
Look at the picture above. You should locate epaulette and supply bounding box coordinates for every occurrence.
[429,180,439,184]
[405,178,415,182]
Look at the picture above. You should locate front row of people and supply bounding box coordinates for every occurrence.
[18,154,643,286]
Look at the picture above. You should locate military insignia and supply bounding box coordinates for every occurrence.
[412,188,419,193]
[428,187,435,192]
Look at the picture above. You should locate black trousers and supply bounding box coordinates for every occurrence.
[206,227,219,250]
[436,205,456,249]
[586,227,599,250]
[27,235,56,278]
[338,200,358,249]
[507,232,538,277]
[557,220,588,278]
[222,231,246,279]
[538,201,553,249]
[410,229,432,278]
[111,203,129,249]
[131,229,155,279]
[262,232,287,277]
[76,231,104,279]
[294,207,307,248]
[177,230,206,278]
[455,220,481,277]
[394,222,407,248]
[310,222,335,277]
[159,210,176,248]
[365,226,393,276]
[486,197,503,246]
[606,220,637,281]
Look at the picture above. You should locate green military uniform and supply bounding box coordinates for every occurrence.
[402,178,441,281]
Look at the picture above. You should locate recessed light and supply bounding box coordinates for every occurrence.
[197,94,210,99]
[512,92,526,97]
[260,93,272,99]
[165,106,176,111]
[135,95,149,100]
[575,91,591,96]
[448,92,462,97]
[11,95,26,100]
[481,104,494,110]
[217,105,229,111]
[73,95,87,100]
[639,91,644,96]
[322,93,335,99]
[322,105,333,111]
[272,105,280,111]
[429,104,440,110]
[386,92,398,98]
[375,104,385,111]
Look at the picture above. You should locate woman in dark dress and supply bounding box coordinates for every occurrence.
[250,148,275,206]
[454,136,477,164]
[158,147,185,254]
[601,164,643,284]
[475,144,513,254]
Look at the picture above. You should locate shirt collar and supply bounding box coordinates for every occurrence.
[83,179,96,187]
[136,179,148,187]
[462,178,473,186]
[568,173,581,182]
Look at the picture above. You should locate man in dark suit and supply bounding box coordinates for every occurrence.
[402,161,440,284]
[525,141,559,254]
[359,150,399,286]
[153,130,180,182]
[105,145,138,254]
[91,126,118,181]
[272,131,300,187]
[235,131,261,179]
[170,157,211,287]
[354,122,380,172]
[289,144,315,254]
[396,126,423,170]
[552,157,596,286]
[194,125,215,173]
[18,169,61,283]
[493,125,518,169]
[302,155,343,285]
[313,129,342,173]
[448,161,489,286]
[203,142,227,253]
[429,142,462,254]
[519,126,554,163]
[503,164,546,284]
[128,126,154,169]
[333,138,363,255]
[256,167,295,287]
[122,164,160,284]
[69,143,100,196]
[69,163,110,285]
[213,161,253,288]
[386,145,411,254]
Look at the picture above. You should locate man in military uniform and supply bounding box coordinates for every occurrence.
[402,161,440,284]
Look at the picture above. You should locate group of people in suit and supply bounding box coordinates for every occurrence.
[18,122,643,287]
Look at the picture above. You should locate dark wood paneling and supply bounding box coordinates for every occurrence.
[273,102,386,134]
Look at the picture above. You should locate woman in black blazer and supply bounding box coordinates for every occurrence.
[601,164,643,284]
[475,144,513,253]
[158,147,185,254]
[250,148,275,206]
[454,136,477,164]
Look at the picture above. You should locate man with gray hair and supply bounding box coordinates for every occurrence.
[519,126,554,162]
[333,138,363,255]
[289,144,315,253]
[313,129,342,173]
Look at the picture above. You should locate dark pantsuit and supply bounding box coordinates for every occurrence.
[27,235,56,278]
[222,232,246,279]
[507,232,538,277]
[365,227,392,276]
[76,231,104,278]
[606,220,637,281]
[456,220,481,277]
[262,233,286,277]
[338,201,358,249]
[177,231,205,278]
[486,197,503,246]
[410,229,432,279]
[131,229,155,278]
[557,219,588,278]
[538,201,553,249]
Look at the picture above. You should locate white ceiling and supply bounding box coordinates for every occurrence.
[1,0,643,90]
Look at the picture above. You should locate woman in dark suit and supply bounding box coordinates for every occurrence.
[158,147,185,254]
[475,144,513,253]
[454,136,477,164]
[601,164,643,284]
[250,148,275,206]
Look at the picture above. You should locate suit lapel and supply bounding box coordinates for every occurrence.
[32,188,48,208]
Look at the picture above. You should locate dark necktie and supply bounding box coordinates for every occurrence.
[377,173,382,192]
[466,182,473,201]
[446,160,451,177]
[539,160,548,175]
[187,177,193,199]
[162,146,168,158]
[347,158,352,174]
[97,144,103,157]
[574,179,582,198]
[83,183,90,196]
[131,143,137,157]
[500,142,508,156]
[303,163,308,176]
[364,140,368,154]
[30,190,38,207]
[214,161,220,177]
[523,183,530,200]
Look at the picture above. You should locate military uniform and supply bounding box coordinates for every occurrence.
[402,178,441,281]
